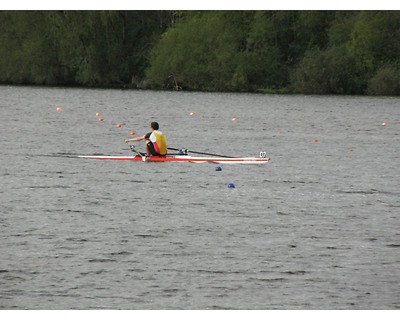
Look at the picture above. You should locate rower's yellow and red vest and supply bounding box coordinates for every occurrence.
[150,130,167,155]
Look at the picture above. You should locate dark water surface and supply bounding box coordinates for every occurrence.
[0,86,399,309]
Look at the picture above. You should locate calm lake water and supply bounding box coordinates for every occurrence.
[0,86,399,309]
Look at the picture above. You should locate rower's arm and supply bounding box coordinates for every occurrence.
[125,136,145,143]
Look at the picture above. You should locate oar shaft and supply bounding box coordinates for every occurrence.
[168,147,234,158]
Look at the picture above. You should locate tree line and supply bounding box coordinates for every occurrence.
[1,11,399,95]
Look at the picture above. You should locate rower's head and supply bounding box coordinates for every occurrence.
[151,122,159,130]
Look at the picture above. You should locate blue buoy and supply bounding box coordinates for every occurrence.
[215,166,222,171]
[227,183,235,188]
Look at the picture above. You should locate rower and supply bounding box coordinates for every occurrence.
[125,121,167,157]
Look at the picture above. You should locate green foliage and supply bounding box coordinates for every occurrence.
[146,11,252,91]
[349,11,400,74]
[367,64,400,95]
[0,11,172,87]
[291,11,334,57]
[241,11,291,90]
[290,46,359,94]
[147,10,400,95]
[328,11,358,46]
[0,11,59,85]
[1,10,400,95]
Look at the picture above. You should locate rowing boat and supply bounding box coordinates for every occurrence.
[78,154,269,164]
[79,145,269,164]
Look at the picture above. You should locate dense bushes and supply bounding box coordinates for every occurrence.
[290,46,360,94]
[1,10,399,95]
[146,11,400,95]
[367,64,400,95]
[0,11,172,87]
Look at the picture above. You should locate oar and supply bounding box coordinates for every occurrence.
[168,147,235,158]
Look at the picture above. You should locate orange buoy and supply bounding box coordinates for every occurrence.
[231,117,237,122]
[98,118,104,121]
[381,122,387,126]
[96,112,101,117]
[56,107,62,111]
[116,123,122,128]
[312,139,318,143]
[130,131,135,135]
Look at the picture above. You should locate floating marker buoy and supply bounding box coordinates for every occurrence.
[227,183,235,188]
[189,112,195,116]
[116,123,122,128]
[215,166,222,171]
[312,139,318,143]
[98,118,104,121]
[130,131,135,135]
[56,107,62,111]
[96,112,101,117]
[381,122,387,126]
[231,117,237,122]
